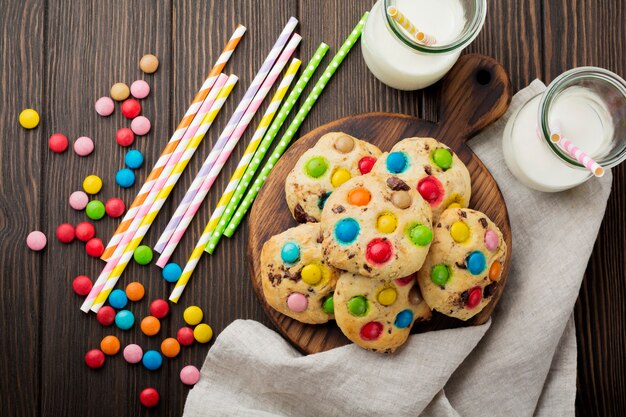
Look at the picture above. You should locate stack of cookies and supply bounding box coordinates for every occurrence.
[260,132,507,353]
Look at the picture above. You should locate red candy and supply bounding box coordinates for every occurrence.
[121,99,141,119]
[75,222,96,242]
[466,286,482,309]
[86,238,104,257]
[56,223,75,243]
[360,321,383,341]
[149,299,169,319]
[358,156,377,174]
[366,238,393,264]
[97,306,116,326]
[395,275,415,286]
[49,133,69,153]
[177,327,195,346]
[116,127,135,147]
[417,176,444,206]
[139,388,160,408]
[105,198,125,218]
[72,275,93,295]
[85,349,105,369]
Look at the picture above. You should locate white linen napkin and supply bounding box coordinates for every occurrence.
[183,81,613,417]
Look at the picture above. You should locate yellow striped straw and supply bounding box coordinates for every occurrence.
[387,6,437,46]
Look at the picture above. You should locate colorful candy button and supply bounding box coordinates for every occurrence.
[150,299,169,319]
[123,344,143,364]
[83,175,103,194]
[125,149,144,169]
[69,191,89,210]
[467,251,486,275]
[96,306,116,326]
[49,133,69,153]
[431,264,450,286]
[162,263,182,283]
[432,148,453,170]
[95,96,114,116]
[194,323,213,343]
[489,260,502,281]
[86,200,106,220]
[131,116,151,136]
[116,168,135,188]
[116,127,135,147]
[394,309,413,328]
[141,316,161,336]
[360,321,383,341]
[115,310,135,330]
[183,306,203,325]
[366,238,393,264]
[450,221,470,243]
[446,202,462,209]
[376,213,397,234]
[287,292,308,312]
[105,198,125,218]
[466,287,482,309]
[301,263,322,285]
[74,136,94,156]
[318,192,331,209]
[130,80,150,99]
[409,224,432,246]
[180,365,200,386]
[322,295,334,314]
[139,388,160,408]
[72,275,93,296]
[330,168,351,188]
[417,176,443,205]
[358,156,376,174]
[386,152,408,174]
[19,108,39,129]
[121,98,141,119]
[142,350,163,371]
[177,327,195,346]
[100,335,121,356]
[75,222,95,241]
[347,187,371,206]
[161,338,181,358]
[140,54,159,73]
[85,349,105,369]
[391,191,411,209]
[377,287,397,306]
[484,230,499,251]
[395,275,414,286]
[305,157,328,178]
[280,242,300,264]
[110,82,130,101]
[408,286,423,305]
[108,289,128,309]
[334,218,359,244]
[85,238,104,257]
[347,295,368,317]
[334,135,354,153]
[55,223,75,243]
[134,245,153,265]
[125,282,145,301]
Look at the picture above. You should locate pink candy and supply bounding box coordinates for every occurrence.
[180,365,200,385]
[123,344,143,364]
[26,231,47,251]
[95,96,114,117]
[484,230,499,252]
[74,136,94,156]
[287,292,308,312]
[131,116,151,136]
[69,191,89,210]
[130,80,150,99]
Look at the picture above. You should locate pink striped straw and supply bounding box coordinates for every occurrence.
[549,119,605,177]
[155,34,302,266]
[153,17,299,254]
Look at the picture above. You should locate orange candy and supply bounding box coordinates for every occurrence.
[141,316,161,336]
[489,261,502,281]
[125,282,145,301]
[347,188,371,206]
[160,337,181,358]
[100,335,121,355]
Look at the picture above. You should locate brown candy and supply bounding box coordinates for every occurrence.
[408,285,423,305]
[140,54,159,74]
[391,191,412,209]
[334,135,355,153]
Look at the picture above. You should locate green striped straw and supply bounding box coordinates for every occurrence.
[204,42,331,253]
[223,11,369,237]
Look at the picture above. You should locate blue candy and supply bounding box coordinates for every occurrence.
[394,309,414,328]
[125,149,144,169]
[281,242,300,264]
[142,350,163,371]
[334,218,360,244]
[467,251,487,275]
[386,152,408,174]
[108,289,128,309]
[318,192,331,209]
[162,263,182,283]
[116,168,135,188]
[115,309,135,330]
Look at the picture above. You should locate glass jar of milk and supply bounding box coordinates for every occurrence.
[503,67,626,192]
[361,0,487,90]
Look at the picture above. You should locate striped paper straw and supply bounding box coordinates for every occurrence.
[168,47,329,304]
[101,24,246,261]
[81,76,237,313]
[225,12,369,236]
[155,35,302,267]
[201,59,302,255]
[387,6,436,46]
[548,120,604,177]
[153,18,299,253]
[205,45,331,253]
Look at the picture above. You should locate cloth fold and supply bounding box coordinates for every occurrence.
[183,81,613,417]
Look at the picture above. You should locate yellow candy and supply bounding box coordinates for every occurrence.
[376,213,397,233]
[377,287,397,306]
[83,175,103,195]
[450,221,470,243]
[183,306,203,325]
[330,168,351,188]
[193,323,213,343]
[19,108,40,129]
[447,202,462,209]
[301,264,322,285]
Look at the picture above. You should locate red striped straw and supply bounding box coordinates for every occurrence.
[549,120,605,177]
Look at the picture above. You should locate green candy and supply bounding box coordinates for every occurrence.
[85,200,105,220]
[410,224,433,246]
[431,264,450,286]
[133,245,153,265]
[305,157,328,178]
[432,148,453,170]
[322,295,334,314]
[347,295,368,317]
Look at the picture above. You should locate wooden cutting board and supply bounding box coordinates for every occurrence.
[247,54,513,354]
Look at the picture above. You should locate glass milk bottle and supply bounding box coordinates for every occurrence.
[503,67,626,192]
[361,0,487,90]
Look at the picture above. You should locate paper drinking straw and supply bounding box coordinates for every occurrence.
[206,42,330,251]
[155,35,302,267]
[81,76,238,313]
[153,18,298,253]
[548,119,563,142]
[224,12,369,236]
[387,6,436,46]
[101,24,246,261]
[548,120,605,177]
[200,59,302,255]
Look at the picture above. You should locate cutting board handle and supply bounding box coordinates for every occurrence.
[435,54,512,161]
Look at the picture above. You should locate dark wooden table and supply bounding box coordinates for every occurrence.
[0,1,623,416]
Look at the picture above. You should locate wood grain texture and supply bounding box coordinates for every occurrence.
[0,0,623,416]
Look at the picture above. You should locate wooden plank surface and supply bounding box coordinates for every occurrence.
[0,0,623,416]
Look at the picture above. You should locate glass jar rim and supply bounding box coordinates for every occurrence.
[538,66,626,169]
[382,0,487,54]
